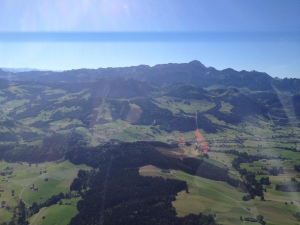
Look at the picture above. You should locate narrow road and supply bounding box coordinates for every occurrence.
[195,178,257,216]
[171,171,257,216]
[30,207,46,225]
[195,112,198,129]
[8,180,31,206]
[19,185,25,198]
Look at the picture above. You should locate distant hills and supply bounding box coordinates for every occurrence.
[1,60,300,94]
[0,60,299,146]
[1,61,300,225]
[0,67,62,73]
[1,67,41,72]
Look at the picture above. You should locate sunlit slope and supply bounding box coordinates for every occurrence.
[0,160,90,224]
[140,165,300,225]
[1,78,298,148]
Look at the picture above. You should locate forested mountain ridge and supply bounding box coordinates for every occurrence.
[1,60,300,94]
[0,62,300,225]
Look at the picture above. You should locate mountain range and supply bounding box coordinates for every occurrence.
[0,65,299,147]
[1,60,300,94]
[1,60,300,225]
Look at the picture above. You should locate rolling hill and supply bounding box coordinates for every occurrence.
[0,61,300,225]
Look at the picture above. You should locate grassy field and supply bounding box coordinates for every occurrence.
[1,83,300,224]
[0,160,91,224]
[139,165,300,225]
[2,86,300,161]
[39,205,78,225]
[153,97,215,114]
[28,197,81,225]
[219,101,233,114]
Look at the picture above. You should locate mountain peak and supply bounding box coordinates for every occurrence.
[222,68,237,74]
[0,68,6,74]
[188,60,206,68]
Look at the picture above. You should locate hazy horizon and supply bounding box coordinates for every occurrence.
[0,0,299,78]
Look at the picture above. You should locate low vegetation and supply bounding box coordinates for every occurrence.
[0,69,300,224]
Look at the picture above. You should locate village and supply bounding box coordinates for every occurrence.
[0,166,15,211]
[0,160,91,224]
[0,164,50,213]
[0,166,15,192]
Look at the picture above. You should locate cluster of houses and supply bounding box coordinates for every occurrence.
[178,137,186,145]
[243,217,257,222]
[30,185,39,191]
[1,201,9,209]
[1,175,14,183]
[0,167,13,176]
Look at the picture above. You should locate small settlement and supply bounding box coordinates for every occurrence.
[244,217,257,222]
[1,200,10,209]
[30,185,39,191]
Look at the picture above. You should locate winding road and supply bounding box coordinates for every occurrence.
[171,171,257,216]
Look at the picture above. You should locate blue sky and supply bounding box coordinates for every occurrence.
[0,0,299,78]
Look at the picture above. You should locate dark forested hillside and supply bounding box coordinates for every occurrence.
[70,167,217,225]
[65,142,227,225]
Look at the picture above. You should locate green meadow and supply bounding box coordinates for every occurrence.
[139,165,300,225]
[0,160,91,224]
[28,198,81,225]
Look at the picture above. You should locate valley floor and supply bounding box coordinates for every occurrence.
[0,160,91,225]
[139,165,300,225]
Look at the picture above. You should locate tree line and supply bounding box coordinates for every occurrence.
[63,141,240,224]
